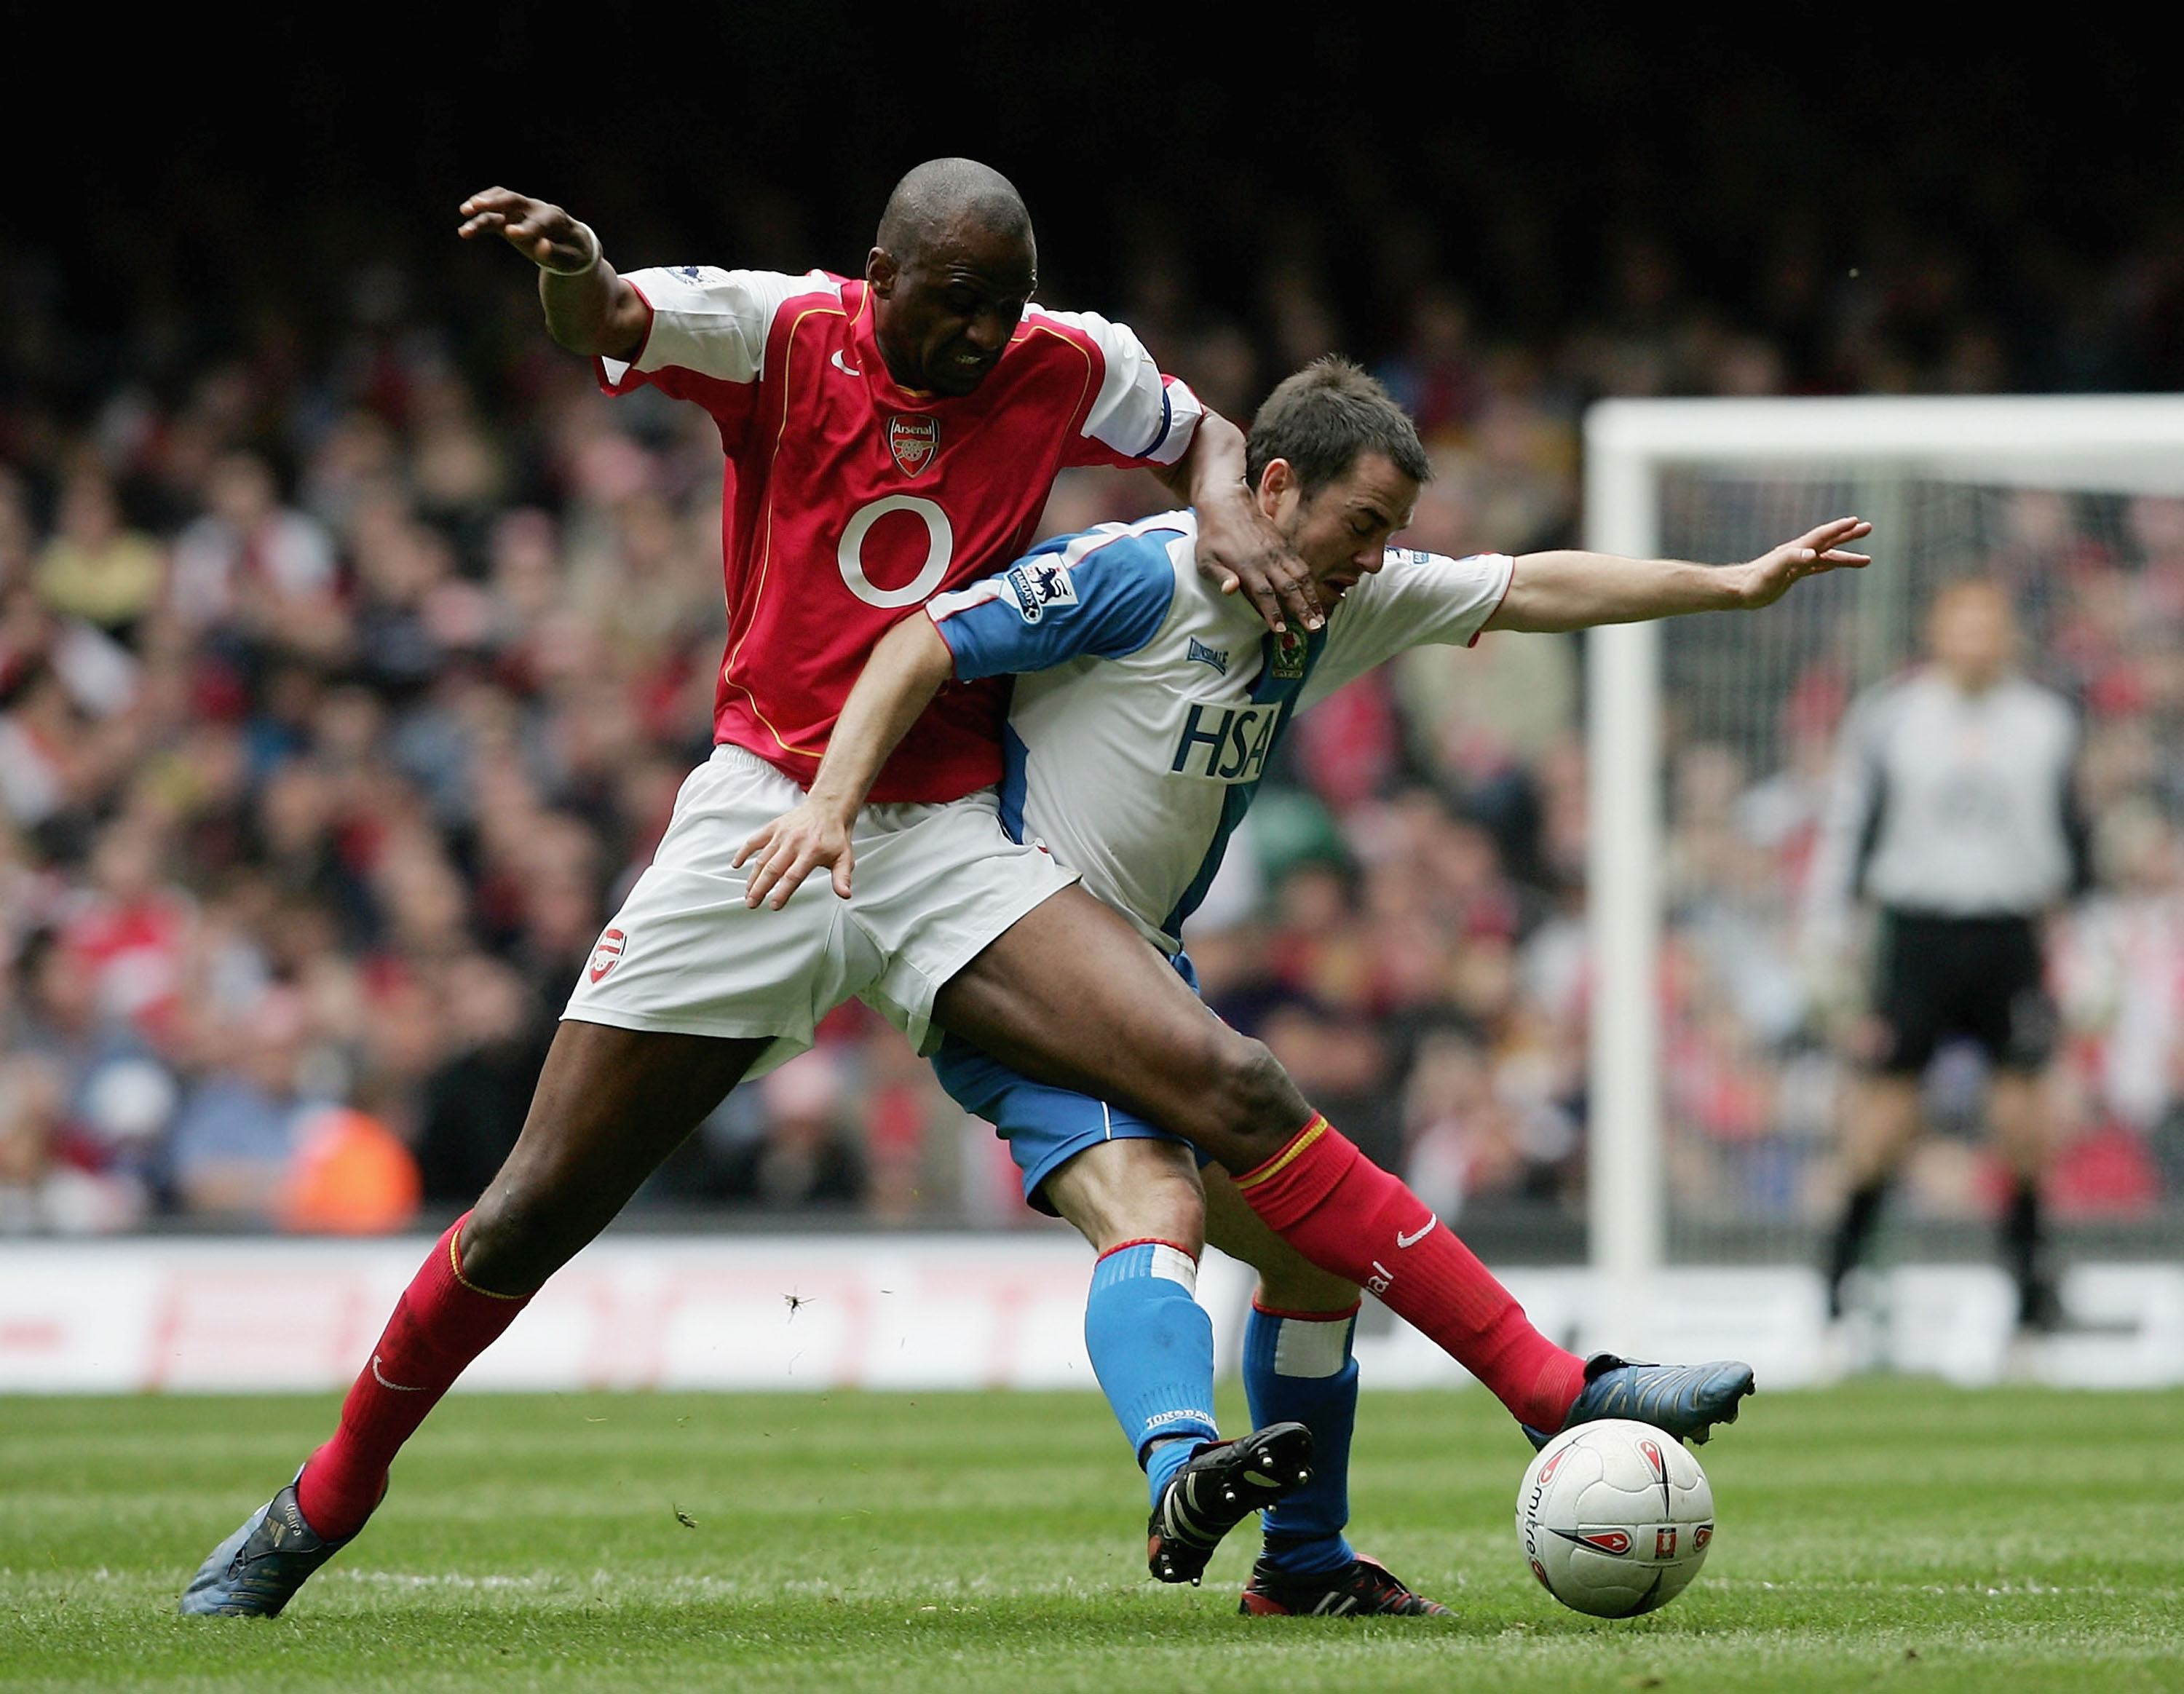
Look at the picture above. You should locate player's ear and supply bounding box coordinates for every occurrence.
[1256,459,1294,519]
[866,248,897,296]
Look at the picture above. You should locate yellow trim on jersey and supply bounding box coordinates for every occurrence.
[721,299,1109,762]
[720,290,857,759]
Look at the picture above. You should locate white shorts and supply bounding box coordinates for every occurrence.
[563,745,1078,1077]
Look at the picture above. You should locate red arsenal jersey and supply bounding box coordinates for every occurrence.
[598,266,1202,802]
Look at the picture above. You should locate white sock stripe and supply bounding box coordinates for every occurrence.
[1147,1243,1198,1293]
[1271,1315,1353,1379]
[1093,1240,1200,1294]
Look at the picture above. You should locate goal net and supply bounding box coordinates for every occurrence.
[1582,400,2184,1335]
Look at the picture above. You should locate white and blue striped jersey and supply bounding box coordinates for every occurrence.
[926,510,1513,952]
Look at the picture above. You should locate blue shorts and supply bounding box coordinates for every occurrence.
[929,951,1212,1216]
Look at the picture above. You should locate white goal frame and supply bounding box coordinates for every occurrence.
[1581,395,2184,1353]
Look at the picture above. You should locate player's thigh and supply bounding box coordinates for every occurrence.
[566,745,877,1058]
[1044,1136,1207,1258]
[1871,912,1944,1076]
[1202,1165,1360,1313]
[846,791,1078,1059]
[934,885,1309,1164]
[462,1021,770,1294]
[931,1032,1211,1224]
[1964,919,2059,1074]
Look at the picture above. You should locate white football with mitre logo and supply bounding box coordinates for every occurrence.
[1514,1419,1715,1617]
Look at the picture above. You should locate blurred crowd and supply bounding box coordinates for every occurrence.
[4,187,2184,1238]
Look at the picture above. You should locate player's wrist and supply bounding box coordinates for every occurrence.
[802,783,862,824]
[539,222,603,277]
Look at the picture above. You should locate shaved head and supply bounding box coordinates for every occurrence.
[876,158,1033,265]
[866,159,1038,397]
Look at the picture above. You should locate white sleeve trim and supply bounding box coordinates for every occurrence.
[926,577,1012,625]
[1037,308,1203,466]
[600,267,838,387]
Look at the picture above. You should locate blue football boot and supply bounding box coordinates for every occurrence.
[1522,1353,1754,1451]
[179,1469,356,1617]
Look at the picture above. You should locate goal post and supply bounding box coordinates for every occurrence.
[1582,395,2184,1353]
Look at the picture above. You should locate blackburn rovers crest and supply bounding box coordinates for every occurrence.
[1270,628,1309,680]
[888,413,938,478]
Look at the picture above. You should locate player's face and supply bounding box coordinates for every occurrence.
[867,222,1037,397]
[1260,452,1420,612]
[1929,584,2014,689]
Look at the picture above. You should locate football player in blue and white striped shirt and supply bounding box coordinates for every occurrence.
[743,359,1864,1614]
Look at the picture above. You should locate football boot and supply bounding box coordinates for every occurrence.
[1522,1353,1754,1452]
[179,1469,359,1617]
[1239,1553,1453,1617]
[1146,1421,1314,1585]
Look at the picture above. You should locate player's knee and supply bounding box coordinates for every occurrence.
[1197,1034,1307,1157]
[1142,1183,1207,1259]
[1050,1138,1206,1257]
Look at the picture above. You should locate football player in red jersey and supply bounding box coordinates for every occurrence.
[183,159,1330,1618]
[180,162,1741,1620]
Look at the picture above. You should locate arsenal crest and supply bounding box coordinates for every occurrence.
[888,413,939,478]
[588,927,626,983]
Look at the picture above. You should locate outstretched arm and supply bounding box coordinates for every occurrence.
[456,186,650,360]
[1155,412,1320,636]
[735,614,957,909]
[1484,518,1872,634]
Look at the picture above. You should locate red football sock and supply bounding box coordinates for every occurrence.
[1235,1116,1586,1432]
[296,1214,530,1540]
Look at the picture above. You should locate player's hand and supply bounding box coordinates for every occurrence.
[1736,518,1872,609]
[1195,486,1322,634]
[735,803,856,910]
[456,187,598,274]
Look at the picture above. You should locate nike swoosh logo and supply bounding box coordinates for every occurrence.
[371,1354,425,1392]
[1395,1215,1438,1249]
[831,348,861,376]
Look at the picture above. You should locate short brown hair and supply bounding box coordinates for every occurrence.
[1244,357,1431,497]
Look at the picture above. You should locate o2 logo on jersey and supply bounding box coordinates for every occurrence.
[838,496,954,608]
[1172,700,1281,783]
[588,927,627,984]
[887,413,939,478]
[1006,560,1078,624]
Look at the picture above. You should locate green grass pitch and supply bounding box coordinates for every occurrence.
[2,1380,2180,1691]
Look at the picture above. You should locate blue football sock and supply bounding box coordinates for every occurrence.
[1083,1240,1221,1509]
[1243,1301,1360,1578]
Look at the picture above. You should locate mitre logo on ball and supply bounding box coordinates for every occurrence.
[888,413,939,478]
